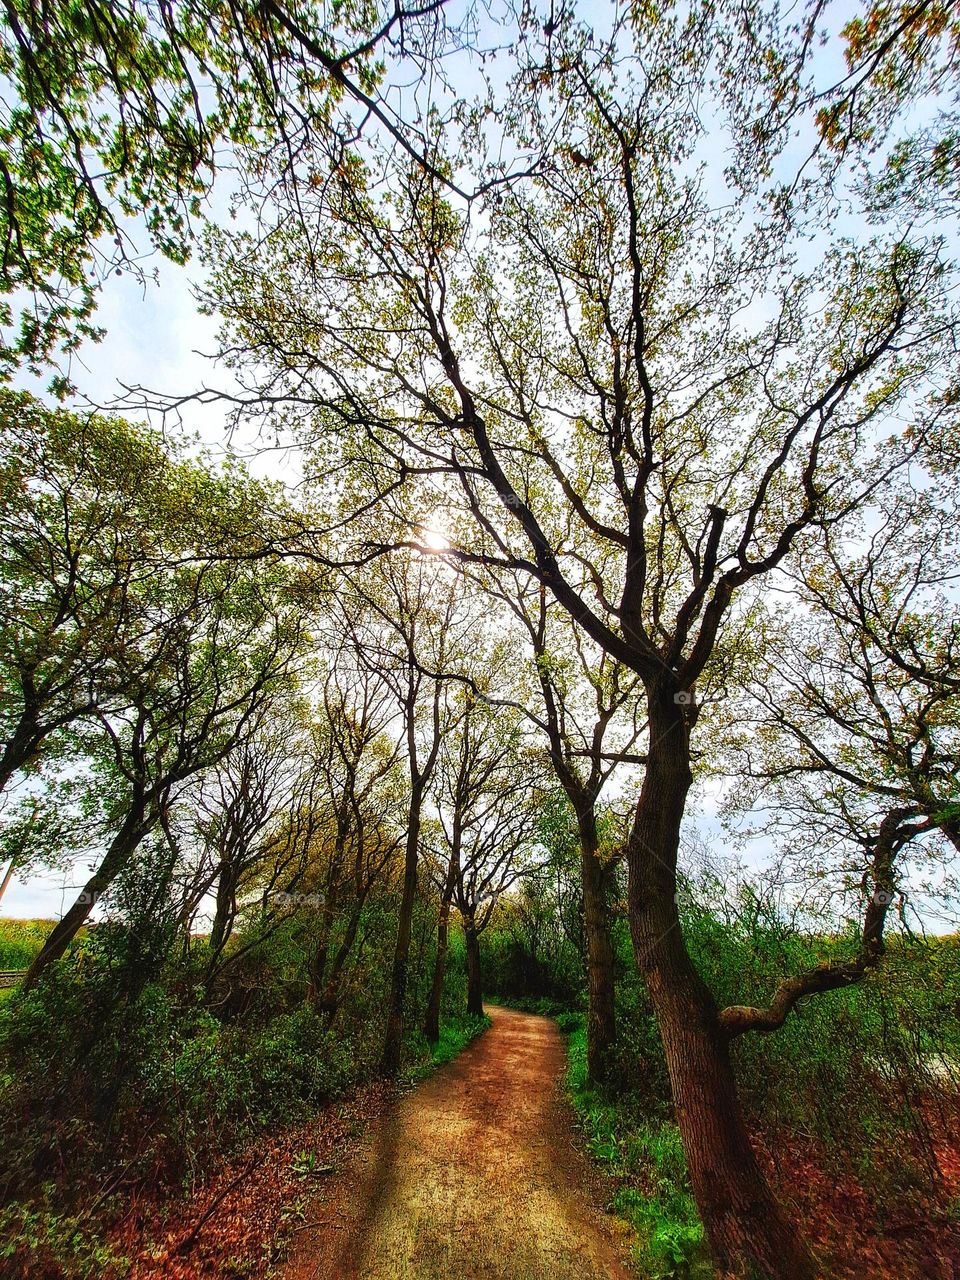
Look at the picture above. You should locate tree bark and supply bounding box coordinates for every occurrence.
[0,701,43,798]
[319,884,372,1025]
[206,861,239,974]
[627,688,816,1280]
[424,828,461,1042]
[423,895,452,1041]
[381,788,422,1075]
[0,856,17,905]
[464,917,483,1016]
[307,885,337,1006]
[578,808,617,1085]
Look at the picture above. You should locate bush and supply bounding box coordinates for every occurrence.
[0,926,380,1205]
[403,1011,490,1083]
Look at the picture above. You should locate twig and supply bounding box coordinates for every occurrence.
[173,1154,259,1254]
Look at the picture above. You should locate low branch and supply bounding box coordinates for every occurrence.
[717,951,881,1037]
[717,807,916,1039]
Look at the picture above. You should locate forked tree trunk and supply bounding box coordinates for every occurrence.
[627,689,816,1280]
[207,861,239,974]
[464,918,483,1016]
[578,809,617,1085]
[381,791,423,1075]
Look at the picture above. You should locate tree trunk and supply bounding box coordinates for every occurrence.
[424,835,460,1042]
[423,895,452,1042]
[627,689,816,1280]
[319,886,371,1025]
[206,861,239,975]
[307,888,337,1006]
[22,804,152,990]
[0,856,17,905]
[381,791,422,1075]
[578,808,617,1085]
[0,705,42,798]
[464,918,483,1016]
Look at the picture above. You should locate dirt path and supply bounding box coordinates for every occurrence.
[283,1004,636,1280]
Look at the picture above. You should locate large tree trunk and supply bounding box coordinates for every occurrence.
[578,808,617,1085]
[464,917,483,1016]
[22,804,152,990]
[381,789,422,1075]
[627,689,816,1280]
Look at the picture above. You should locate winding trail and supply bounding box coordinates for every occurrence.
[283,1004,635,1280]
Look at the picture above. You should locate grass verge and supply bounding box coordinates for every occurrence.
[401,1011,491,1084]
[560,1013,712,1280]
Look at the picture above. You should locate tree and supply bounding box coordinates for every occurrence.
[338,544,468,1074]
[424,687,542,1033]
[179,707,313,976]
[301,649,404,1020]
[738,0,960,219]
[481,570,643,1082]
[716,485,960,1028]
[20,445,308,988]
[0,392,174,795]
[199,6,959,1268]
[435,698,545,1016]
[0,0,468,381]
[0,390,291,909]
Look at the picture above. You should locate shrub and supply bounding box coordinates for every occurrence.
[555,1010,582,1035]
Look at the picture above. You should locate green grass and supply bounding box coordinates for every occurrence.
[561,1014,712,1280]
[0,919,53,969]
[401,1011,491,1084]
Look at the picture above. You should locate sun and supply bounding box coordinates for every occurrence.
[419,514,450,551]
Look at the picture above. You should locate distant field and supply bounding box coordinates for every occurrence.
[0,919,55,969]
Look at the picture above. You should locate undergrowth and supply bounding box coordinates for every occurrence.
[561,1014,712,1280]
[0,919,52,969]
[488,993,572,1017]
[401,1011,491,1083]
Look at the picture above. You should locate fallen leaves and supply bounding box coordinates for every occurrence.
[105,1081,397,1280]
[754,1100,960,1280]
